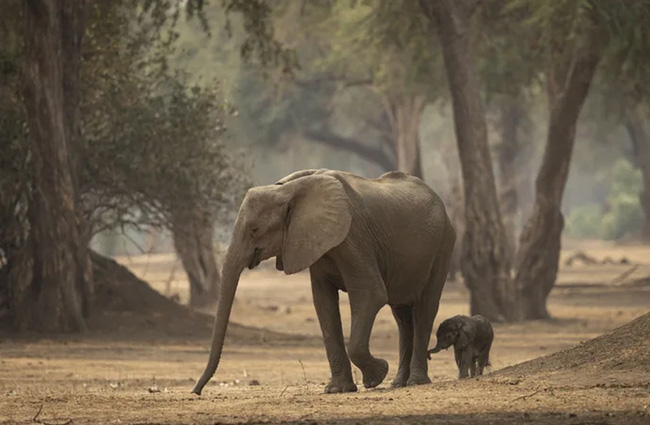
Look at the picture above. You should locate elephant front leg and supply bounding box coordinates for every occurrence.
[390,304,414,388]
[455,348,472,379]
[346,286,389,389]
[311,275,357,394]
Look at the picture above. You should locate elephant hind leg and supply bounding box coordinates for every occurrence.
[477,344,491,376]
[408,231,455,386]
[390,304,414,388]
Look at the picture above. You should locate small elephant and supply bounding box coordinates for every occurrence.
[191,169,456,395]
[427,315,493,379]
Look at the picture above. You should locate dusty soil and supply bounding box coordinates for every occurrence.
[1,239,650,424]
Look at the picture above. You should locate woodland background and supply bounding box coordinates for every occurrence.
[1,0,649,330]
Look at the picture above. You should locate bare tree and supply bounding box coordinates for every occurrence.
[420,0,518,321]
[515,18,606,319]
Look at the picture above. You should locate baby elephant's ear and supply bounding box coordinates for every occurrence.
[456,322,471,348]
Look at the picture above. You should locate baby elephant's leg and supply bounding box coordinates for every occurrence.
[477,349,490,375]
[469,356,478,378]
[455,348,471,379]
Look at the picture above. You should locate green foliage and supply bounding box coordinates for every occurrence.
[477,1,543,102]
[0,0,250,259]
[566,159,643,239]
[565,204,603,238]
[313,0,445,102]
[80,2,250,235]
[609,157,643,196]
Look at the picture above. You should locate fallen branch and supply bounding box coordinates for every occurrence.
[32,403,73,425]
[32,404,43,422]
[510,389,541,403]
[610,265,639,285]
[564,251,599,266]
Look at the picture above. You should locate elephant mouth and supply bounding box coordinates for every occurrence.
[248,248,262,270]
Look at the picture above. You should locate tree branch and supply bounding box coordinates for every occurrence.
[303,129,395,171]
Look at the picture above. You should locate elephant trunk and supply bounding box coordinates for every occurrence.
[429,344,443,354]
[191,224,246,395]
[428,340,446,355]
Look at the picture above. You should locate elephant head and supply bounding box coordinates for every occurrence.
[427,316,467,357]
[191,173,352,395]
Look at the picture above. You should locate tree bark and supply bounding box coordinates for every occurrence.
[496,96,524,258]
[625,109,650,241]
[12,0,90,332]
[61,0,94,318]
[515,28,605,320]
[421,0,518,322]
[445,178,464,282]
[171,208,221,308]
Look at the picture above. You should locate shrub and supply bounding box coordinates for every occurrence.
[565,159,643,240]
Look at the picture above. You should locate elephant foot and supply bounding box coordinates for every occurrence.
[324,377,357,394]
[406,374,431,386]
[390,371,409,388]
[361,358,389,389]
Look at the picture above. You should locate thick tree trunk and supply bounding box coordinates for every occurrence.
[625,109,650,241]
[515,30,605,320]
[171,208,221,308]
[496,96,524,258]
[12,0,90,332]
[421,0,518,322]
[386,94,426,179]
[61,0,94,318]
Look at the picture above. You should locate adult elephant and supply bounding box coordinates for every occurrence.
[191,169,456,395]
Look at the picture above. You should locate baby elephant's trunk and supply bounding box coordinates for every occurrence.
[427,343,444,359]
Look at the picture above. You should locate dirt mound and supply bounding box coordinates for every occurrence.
[87,252,317,346]
[495,311,650,385]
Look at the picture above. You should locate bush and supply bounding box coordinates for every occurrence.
[565,204,603,238]
[565,159,643,240]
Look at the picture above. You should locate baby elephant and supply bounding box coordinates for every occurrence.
[427,315,494,379]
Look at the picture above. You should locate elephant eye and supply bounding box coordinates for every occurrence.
[250,227,259,235]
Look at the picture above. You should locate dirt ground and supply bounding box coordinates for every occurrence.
[1,239,650,424]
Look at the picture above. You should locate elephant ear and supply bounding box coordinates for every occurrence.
[281,174,352,275]
[456,321,472,349]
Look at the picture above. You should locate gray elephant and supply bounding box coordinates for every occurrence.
[191,169,456,395]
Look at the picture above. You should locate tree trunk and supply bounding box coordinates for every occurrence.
[625,109,650,241]
[62,1,94,318]
[421,0,518,322]
[515,29,605,320]
[385,94,426,179]
[171,208,221,308]
[11,0,90,332]
[496,96,524,258]
[445,178,464,282]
